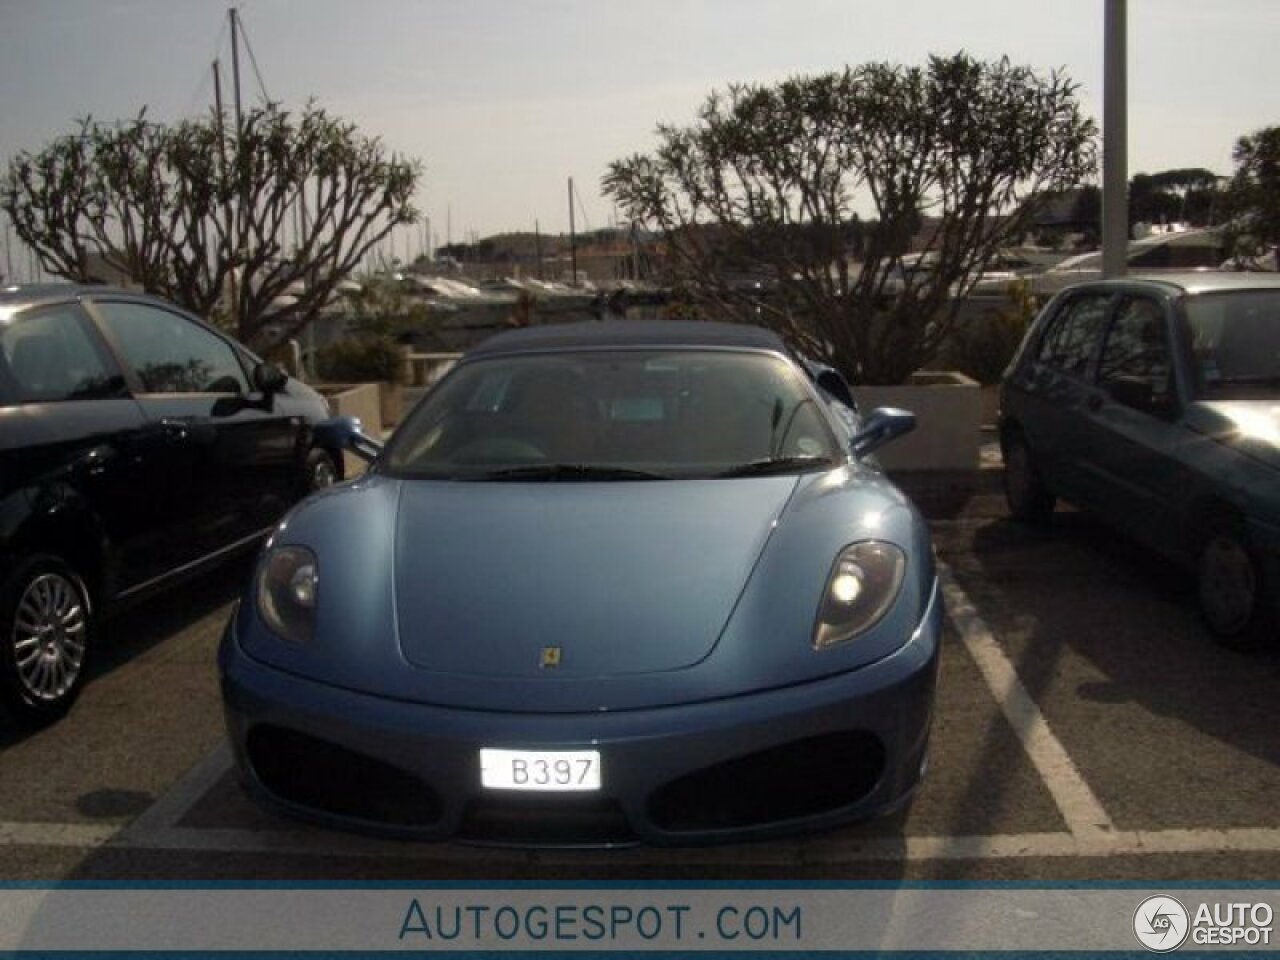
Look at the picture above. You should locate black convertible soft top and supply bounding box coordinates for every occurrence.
[468,320,788,357]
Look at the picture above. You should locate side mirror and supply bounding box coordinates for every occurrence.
[850,407,916,458]
[253,362,289,396]
[1107,376,1176,417]
[312,416,384,464]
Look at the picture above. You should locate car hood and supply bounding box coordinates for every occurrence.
[1186,400,1280,471]
[237,467,934,712]
[391,478,795,678]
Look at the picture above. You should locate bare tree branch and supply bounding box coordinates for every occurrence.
[2,102,422,353]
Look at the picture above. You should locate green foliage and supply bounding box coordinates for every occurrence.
[945,280,1037,385]
[1221,125,1280,261]
[1130,167,1221,229]
[341,274,435,340]
[658,288,704,323]
[2,103,422,351]
[315,336,405,385]
[603,53,1097,384]
[317,275,436,384]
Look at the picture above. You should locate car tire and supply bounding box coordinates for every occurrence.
[1003,432,1055,524]
[1196,522,1275,650]
[305,448,340,493]
[0,556,92,726]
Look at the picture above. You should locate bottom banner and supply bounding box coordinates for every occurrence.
[0,885,1274,953]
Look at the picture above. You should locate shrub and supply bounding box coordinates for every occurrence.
[315,336,405,384]
[945,280,1037,385]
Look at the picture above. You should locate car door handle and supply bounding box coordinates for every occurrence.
[160,418,220,445]
[158,418,191,440]
[71,444,118,478]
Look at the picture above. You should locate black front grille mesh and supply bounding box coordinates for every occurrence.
[246,725,442,827]
[648,731,885,832]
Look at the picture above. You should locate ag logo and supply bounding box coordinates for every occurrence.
[1133,895,1190,952]
[538,646,562,669]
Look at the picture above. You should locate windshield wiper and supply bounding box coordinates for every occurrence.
[474,463,670,481]
[715,455,835,478]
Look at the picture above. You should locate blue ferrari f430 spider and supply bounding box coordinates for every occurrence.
[219,321,941,845]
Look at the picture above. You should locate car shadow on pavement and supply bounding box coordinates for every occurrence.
[931,626,1071,870]
[90,555,253,673]
[966,510,1280,783]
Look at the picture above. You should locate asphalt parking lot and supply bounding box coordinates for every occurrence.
[1,477,1278,881]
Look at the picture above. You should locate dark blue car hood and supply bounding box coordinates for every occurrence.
[392,478,793,678]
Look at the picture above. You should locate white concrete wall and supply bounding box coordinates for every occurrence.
[854,372,981,472]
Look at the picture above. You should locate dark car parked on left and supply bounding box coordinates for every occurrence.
[0,284,338,724]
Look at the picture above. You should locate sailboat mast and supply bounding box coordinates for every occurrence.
[229,7,244,134]
[568,177,578,288]
[535,219,544,281]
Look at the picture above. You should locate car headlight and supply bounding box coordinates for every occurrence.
[813,541,905,650]
[256,546,318,644]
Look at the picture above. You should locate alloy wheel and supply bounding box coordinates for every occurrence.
[11,572,88,703]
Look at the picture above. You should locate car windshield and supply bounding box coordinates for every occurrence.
[382,348,841,480]
[1184,291,1280,400]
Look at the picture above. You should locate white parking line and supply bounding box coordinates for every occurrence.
[938,563,1116,840]
[119,741,233,841]
[809,827,1280,864]
[0,821,120,849]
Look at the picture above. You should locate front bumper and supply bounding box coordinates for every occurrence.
[219,580,942,847]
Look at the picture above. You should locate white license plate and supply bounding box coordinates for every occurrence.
[479,748,601,792]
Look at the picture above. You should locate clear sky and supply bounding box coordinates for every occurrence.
[1,0,1276,259]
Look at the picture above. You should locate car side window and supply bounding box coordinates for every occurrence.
[1097,296,1175,413]
[1035,293,1110,378]
[94,301,250,395]
[0,305,123,406]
